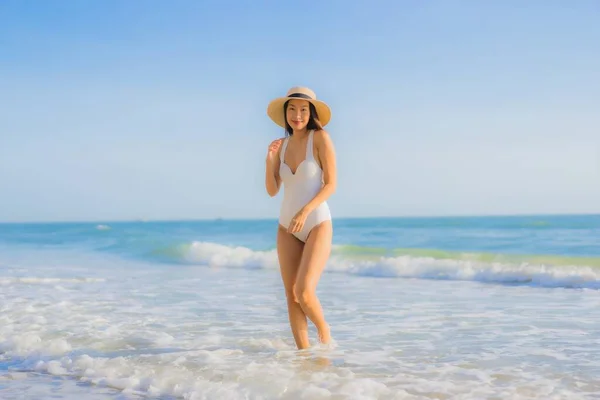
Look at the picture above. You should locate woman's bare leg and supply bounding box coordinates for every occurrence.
[276,224,310,349]
[294,221,333,344]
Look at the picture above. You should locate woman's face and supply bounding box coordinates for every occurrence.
[286,99,311,131]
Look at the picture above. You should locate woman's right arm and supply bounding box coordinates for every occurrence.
[265,139,283,197]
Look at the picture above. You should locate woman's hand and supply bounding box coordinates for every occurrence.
[265,138,284,197]
[266,138,283,166]
[288,208,309,233]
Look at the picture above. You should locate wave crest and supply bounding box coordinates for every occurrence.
[162,241,600,289]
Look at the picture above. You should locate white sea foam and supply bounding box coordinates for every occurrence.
[1,247,600,399]
[179,241,600,289]
[0,277,106,285]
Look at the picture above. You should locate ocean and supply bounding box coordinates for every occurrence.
[1,214,599,399]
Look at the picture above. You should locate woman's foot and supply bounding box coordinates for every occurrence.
[318,323,331,344]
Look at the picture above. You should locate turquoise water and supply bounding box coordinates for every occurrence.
[1,215,600,399]
[2,213,599,263]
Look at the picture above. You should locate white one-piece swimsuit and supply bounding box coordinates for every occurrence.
[278,130,332,242]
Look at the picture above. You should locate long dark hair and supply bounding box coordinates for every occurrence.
[283,100,323,136]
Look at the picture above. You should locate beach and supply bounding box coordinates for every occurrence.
[1,215,600,399]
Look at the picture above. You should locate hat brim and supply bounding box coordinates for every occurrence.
[267,97,331,128]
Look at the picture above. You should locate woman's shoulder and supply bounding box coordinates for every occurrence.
[313,129,333,146]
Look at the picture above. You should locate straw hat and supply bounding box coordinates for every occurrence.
[267,86,331,128]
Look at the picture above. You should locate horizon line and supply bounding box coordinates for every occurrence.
[1,212,599,225]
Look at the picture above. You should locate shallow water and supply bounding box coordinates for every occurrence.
[1,216,600,399]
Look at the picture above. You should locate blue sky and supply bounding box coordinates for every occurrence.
[1,0,599,222]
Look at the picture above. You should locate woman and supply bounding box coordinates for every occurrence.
[264,86,337,350]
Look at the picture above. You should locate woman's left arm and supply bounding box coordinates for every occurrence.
[302,129,337,214]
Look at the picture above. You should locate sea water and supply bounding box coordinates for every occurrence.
[1,215,600,399]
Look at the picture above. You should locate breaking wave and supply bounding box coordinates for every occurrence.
[150,241,600,289]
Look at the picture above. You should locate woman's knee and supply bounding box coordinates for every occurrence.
[293,284,314,306]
